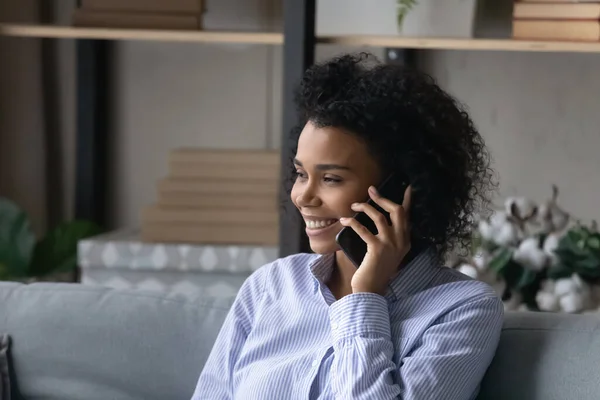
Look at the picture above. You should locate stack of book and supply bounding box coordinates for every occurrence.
[141,148,281,246]
[513,0,600,41]
[72,0,204,30]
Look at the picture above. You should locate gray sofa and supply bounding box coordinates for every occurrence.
[1,281,599,400]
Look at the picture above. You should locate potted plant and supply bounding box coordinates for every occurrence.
[453,186,600,314]
[397,0,419,30]
[396,0,480,37]
[0,197,103,282]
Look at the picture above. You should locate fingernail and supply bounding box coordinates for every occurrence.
[351,203,360,209]
[369,186,378,196]
[339,217,348,223]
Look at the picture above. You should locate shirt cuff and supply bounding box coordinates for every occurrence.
[329,293,391,341]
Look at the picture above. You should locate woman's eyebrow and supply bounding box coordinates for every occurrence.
[294,158,350,171]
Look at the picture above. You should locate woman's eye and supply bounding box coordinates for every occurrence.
[324,176,341,184]
[294,170,307,180]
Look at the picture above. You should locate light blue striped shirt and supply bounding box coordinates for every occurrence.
[192,248,504,399]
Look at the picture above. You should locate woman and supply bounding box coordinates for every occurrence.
[192,53,503,399]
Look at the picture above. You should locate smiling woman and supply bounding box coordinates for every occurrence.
[191,53,503,400]
[291,124,381,254]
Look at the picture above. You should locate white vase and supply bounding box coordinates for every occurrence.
[317,0,479,38]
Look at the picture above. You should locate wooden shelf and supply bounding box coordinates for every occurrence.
[4,24,600,53]
[317,35,600,54]
[0,24,283,45]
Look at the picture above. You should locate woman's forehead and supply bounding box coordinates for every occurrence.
[296,122,368,161]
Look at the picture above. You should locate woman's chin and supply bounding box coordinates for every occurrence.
[308,238,339,254]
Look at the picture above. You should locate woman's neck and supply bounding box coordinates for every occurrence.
[328,251,357,299]
[328,241,428,300]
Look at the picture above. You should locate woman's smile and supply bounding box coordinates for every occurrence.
[302,216,341,237]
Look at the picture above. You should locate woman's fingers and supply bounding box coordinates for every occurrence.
[368,185,411,231]
[350,201,392,239]
[339,216,378,246]
[401,185,412,215]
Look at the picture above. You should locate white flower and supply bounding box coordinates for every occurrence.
[478,220,495,242]
[472,250,489,271]
[513,237,548,271]
[496,222,521,247]
[457,263,479,280]
[536,291,560,312]
[554,276,579,297]
[543,233,561,267]
[490,211,509,227]
[559,292,586,313]
[538,275,593,313]
[505,197,537,220]
[478,212,521,247]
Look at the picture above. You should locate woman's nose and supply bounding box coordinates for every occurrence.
[295,183,321,208]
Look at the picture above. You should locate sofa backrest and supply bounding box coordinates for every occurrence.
[0,282,234,400]
[477,310,600,400]
[2,282,600,400]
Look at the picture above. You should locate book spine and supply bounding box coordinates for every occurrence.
[81,0,203,13]
[73,9,201,30]
[513,20,600,41]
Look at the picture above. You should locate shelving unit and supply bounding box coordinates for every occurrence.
[318,35,600,54]
[0,1,319,259]
[0,24,284,44]
[5,2,597,258]
[5,23,600,53]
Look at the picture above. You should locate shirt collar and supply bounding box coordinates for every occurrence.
[308,247,440,300]
[309,253,335,294]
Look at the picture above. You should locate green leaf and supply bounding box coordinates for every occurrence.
[397,0,419,29]
[489,248,513,274]
[29,220,103,277]
[578,255,600,270]
[560,236,587,258]
[0,198,35,278]
[0,262,10,280]
[587,236,600,250]
[548,263,573,280]
[516,268,537,289]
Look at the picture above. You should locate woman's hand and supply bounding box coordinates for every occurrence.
[340,185,412,296]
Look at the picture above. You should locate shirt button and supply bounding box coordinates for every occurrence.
[312,360,318,367]
[331,322,338,330]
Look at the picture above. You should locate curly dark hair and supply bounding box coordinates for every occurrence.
[287,53,496,256]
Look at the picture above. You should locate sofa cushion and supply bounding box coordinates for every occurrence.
[478,311,600,400]
[0,334,11,400]
[0,282,234,400]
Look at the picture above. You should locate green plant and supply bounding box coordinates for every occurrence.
[455,186,600,314]
[550,223,600,281]
[397,0,419,29]
[0,197,103,281]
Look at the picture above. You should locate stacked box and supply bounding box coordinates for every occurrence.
[78,229,278,300]
[141,148,281,246]
[73,0,205,30]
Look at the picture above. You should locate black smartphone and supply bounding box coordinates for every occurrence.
[335,172,410,268]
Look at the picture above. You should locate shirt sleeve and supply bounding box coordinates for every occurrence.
[190,267,266,400]
[328,293,504,400]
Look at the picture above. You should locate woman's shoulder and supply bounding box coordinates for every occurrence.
[425,265,503,310]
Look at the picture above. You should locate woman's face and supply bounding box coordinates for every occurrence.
[291,121,381,254]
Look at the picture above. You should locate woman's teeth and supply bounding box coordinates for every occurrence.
[305,219,336,229]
